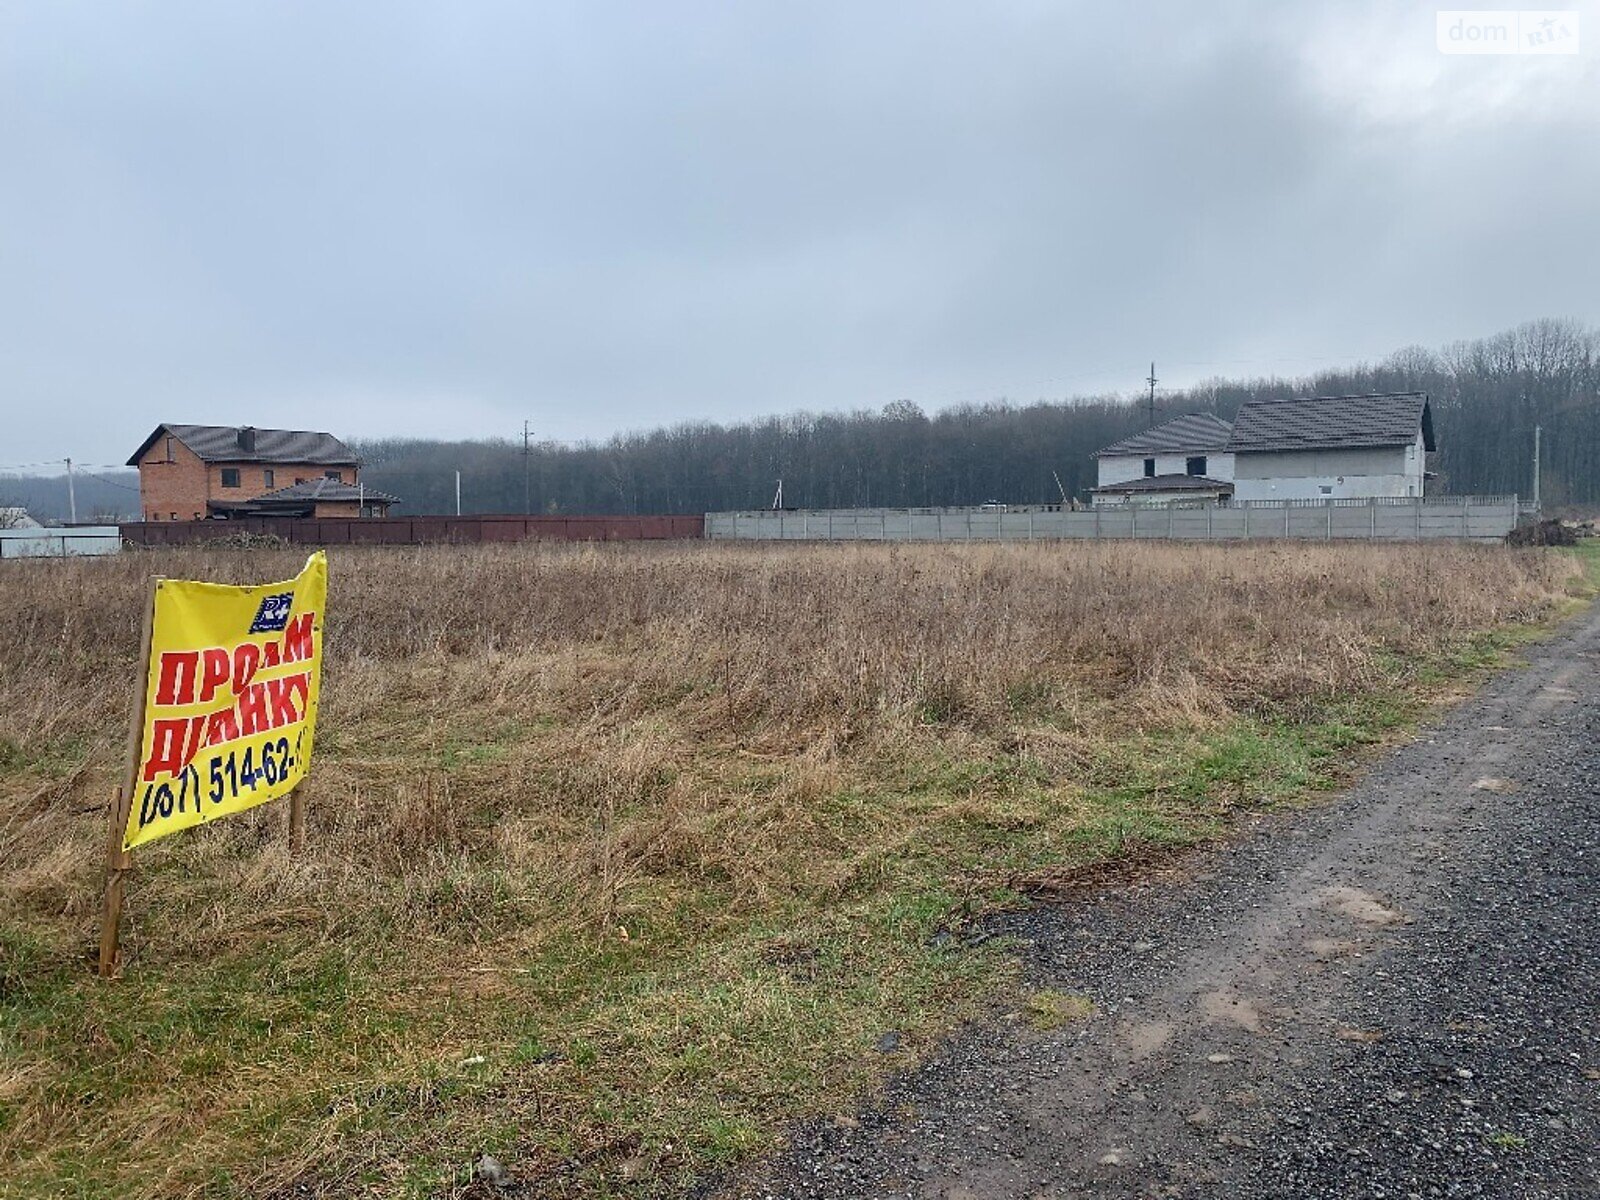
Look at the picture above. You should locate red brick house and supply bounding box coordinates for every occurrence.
[127,424,398,521]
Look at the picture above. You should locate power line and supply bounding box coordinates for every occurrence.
[77,468,142,492]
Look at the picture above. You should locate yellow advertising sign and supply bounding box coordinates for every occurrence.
[122,552,327,852]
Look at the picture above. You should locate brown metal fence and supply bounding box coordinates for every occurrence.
[119,514,705,547]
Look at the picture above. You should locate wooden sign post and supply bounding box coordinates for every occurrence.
[288,788,306,856]
[99,577,159,979]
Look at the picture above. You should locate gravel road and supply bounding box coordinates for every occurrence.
[729,603,1600,1199]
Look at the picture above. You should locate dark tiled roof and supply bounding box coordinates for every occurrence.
[1096,413,1234,458]
[251,479,398,504]
[208,477,399,516]
[1092,474,1235,494]
[1226,393,1435,454]
[127,424,359,466]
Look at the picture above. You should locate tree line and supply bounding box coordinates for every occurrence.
[7,318,1596,523]
[355,318,1597,514]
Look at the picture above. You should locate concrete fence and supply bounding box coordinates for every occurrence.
[705,497,1521,544]
[0,525,123,559]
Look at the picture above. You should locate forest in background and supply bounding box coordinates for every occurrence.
[7,318,1597,522]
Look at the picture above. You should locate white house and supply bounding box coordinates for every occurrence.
[1091,412,1235,506]
[0,506,41,529]
[1226,392,1434,502]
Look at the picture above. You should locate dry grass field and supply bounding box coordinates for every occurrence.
[0,540,1590,1198]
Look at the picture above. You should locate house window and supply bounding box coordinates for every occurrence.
[263,469,275,488]
[164,436,175,463]
[325,469,343,482]
[1186,456,1207,477]
[170,512,178,521]
[221,468,241,488]
[1319,485,1333,496]
[1143,458,1156,478]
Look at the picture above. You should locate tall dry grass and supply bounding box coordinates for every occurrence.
[0,540,1577,939]
[0,540,1581,1197]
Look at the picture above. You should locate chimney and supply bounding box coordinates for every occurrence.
[238,426,257,453]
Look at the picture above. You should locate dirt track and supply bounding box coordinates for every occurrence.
[730,603,1600,1198]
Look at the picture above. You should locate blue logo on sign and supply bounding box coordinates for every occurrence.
[250,592,295,634]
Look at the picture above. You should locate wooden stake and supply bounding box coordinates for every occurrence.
[287,787,306,856]
[99,577,160,978]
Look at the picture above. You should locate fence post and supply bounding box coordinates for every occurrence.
[1284,504,1291,539]
[1327,502,1333,541]
[1167,504,1174,540]
[1415,501,1422,540]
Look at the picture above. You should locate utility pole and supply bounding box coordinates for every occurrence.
[1532,424,1542,512]
[64,458,77,524]
[455,469,462,517]
[522,420,532,515]
[1146,362,1158,426]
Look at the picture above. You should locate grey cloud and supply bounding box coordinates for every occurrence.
[1,1,1596,465]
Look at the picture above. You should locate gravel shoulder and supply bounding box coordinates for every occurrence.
[727,602,1600,1199]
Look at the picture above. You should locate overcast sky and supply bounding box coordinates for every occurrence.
[2,1,1596,469]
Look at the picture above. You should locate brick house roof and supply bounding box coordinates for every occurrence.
[209,477,399,516]
[127,424,359,467]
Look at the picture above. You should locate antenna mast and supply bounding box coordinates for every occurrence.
[1146,362,1158,425]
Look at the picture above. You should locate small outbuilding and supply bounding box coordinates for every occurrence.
[209,477,399,519]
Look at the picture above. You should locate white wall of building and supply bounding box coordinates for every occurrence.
[1231,436,1426,501]
[1096,451,1235,488]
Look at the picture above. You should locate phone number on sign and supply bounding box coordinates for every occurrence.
[134,732,304,830]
